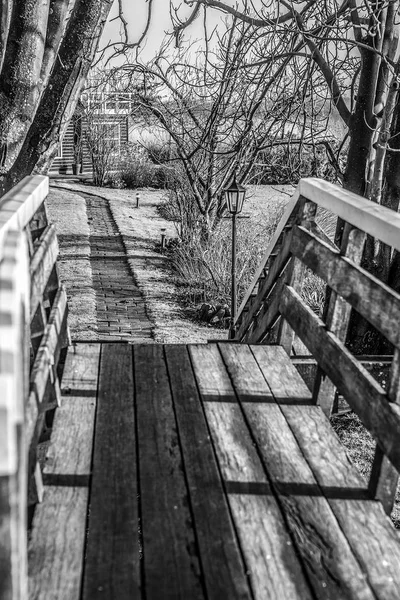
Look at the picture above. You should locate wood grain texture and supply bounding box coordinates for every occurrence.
[189,343,313,600]
[253,345,400,599]
[82,343,140,600]
[134,344,204,600]
[164,344,251,600]
[28,343,100,600]
[369,347,400,513]
[0,175,48,252]
[313,224,365,415]
[30,224,59,319]
[220,343,375,600]
[277,199,317,354]
[300,178,400,252]
[280,285,400,472]
[0,475,19,600]
[291,224,400,348]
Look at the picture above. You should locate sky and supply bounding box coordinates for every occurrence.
[100,0,225,63]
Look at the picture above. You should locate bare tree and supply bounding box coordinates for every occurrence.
[118,16,334,235]
[0,0,154,195]
[171,0,400,353]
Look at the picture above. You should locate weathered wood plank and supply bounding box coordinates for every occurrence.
[0,175,48,251]
[311,223,365,415]
[277,199,317,354]
[252,345,400,599]
[220,343,376,600]
[82,344,140,600]
[280,285,400,472]
[291,224,400,349]
[28,343,100,600]
[300,178,400,252]
[0,475,20,600]
[164,345,251,600]
[134,344,204,600]
[30,224,59,319]
[368,346,400,513]
[27,286,68,458]
[189,343,313,600]
[0,230,29,600]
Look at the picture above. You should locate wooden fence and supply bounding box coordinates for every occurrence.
[235,177,400,513]
[0,176,69,599]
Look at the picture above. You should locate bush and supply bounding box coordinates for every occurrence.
[118,162,175,189]
[250,144,338,185]
[169,212,283,312]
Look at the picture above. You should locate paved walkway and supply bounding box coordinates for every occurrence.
[48,182,225,344]
[83,192,153,342]
[48,186,153,342]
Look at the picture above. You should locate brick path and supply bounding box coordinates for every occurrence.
[82,192,153,342]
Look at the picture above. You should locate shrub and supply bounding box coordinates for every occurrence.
[119,162,174,189]
[250,144,338,185]
[169,211,283,312]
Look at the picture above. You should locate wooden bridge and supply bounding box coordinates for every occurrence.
[1,176,400,599]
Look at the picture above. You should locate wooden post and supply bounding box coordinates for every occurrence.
[276,197,317,355]
[368,347,400,513]
[312,223,365,416]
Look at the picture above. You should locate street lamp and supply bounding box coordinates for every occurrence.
[223,175,246,339]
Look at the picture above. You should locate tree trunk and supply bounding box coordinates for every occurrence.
[0,0,113,195]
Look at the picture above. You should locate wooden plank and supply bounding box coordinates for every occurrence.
[368,346,400,513]
[291,224,400,349]
[29,203,48,242]
[236,190,300,318]
[277,198,317,354]
[134,344,203,600]
[189,343,313,600]
[219,343,376,600]
[0,475,21,600]
[0,175,48,252]
[300,177,400,252]
[252,345,400,599]
[82,344,140,600]
[0,230,29,600]
[30,224,59,319]
[28,286,68,444]
[279,285,400,472]
[311,223,365,415]
[28,343,100,600]
[164,345,251,600]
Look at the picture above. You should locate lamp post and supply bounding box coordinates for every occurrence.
[223,176,246,339]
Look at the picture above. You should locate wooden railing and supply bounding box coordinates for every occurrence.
[235,177,400,513]
[0,176,69,599]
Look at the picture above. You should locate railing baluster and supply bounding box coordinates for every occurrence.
[368,346,400,513]
[276,197,317,355]
[312,223,366,415]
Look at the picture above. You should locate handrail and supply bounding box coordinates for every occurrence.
[0,230,30,476]
[0,175,48,256]
[299,178,400,251]
[0,175,69,599]
[236,177,400,328]
[234,176,400,513]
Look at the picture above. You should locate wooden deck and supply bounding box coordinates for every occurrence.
[28,342,400,600]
